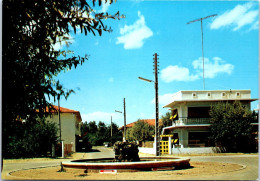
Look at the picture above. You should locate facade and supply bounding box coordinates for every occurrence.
[45,105,82,155]
[162,90,258,154]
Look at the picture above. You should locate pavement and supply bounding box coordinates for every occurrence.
[1,146,259,180]
[186,154,258,180]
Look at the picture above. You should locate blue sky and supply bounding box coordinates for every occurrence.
[54,0,259,127]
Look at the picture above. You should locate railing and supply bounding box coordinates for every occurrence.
[173,117,210,126]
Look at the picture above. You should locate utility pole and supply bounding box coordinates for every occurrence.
[153,53,160,156]
[111,115,113,143]
[138,53,160,156]
[123,98,126,141]
[187,14,217,90]
[115,98,126,142]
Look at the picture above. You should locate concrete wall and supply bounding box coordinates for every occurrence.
[46,113,77,152]
[175,90,252,100]
[172,147,220,154]
[138,147,156,155]
[138,147,222,154]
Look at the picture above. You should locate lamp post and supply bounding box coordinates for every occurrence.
[115,98,126,142]
[138,53,160,156]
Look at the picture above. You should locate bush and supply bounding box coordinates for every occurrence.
[3,119,58,158]
[210,101,255,152]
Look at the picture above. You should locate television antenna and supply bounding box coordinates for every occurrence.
[187,14,217,90]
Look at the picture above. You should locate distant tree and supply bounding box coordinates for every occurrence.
[105,122,123,144]
[3,0,123,158]
[209,101,255,152]
[81,121,122,146]
[160,112,173,130]
[127,120,154,142]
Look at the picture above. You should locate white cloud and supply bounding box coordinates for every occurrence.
[249,20,259,31]
[94,40,99,46]
[53,35,75,51]
[151,93,175,105]
[210,2,258,31]
[161,57,234,83]
[192,57,234,78]
[108,77,114,83]
[161,65,199,83]
[116,11,153,49]
[81,111,122,124]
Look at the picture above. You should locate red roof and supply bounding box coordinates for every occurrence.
[38,105,82,122]
[45,105,80,113]
[119,119,163,130]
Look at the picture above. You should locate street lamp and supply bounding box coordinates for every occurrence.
[138,53,160,156]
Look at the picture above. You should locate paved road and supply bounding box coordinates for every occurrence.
[189,155,258,180]
[1,146,114,179]
[2,147,258,180]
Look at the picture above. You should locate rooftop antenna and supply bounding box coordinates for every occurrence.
[187,14,217,90]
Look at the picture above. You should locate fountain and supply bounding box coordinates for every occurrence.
[62,141,190,172]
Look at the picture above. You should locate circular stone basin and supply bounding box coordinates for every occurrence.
[62,157,190,172]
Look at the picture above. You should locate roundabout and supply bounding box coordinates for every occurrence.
[62,157,191,172]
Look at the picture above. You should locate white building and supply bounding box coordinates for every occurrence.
[45,105,82,155]
[162,90,258,154]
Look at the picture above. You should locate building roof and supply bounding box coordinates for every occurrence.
[163,89,258,108]
[45,105,80,113]
[43,105,82,122]
[163,98,258,108]
[119,119,163,130]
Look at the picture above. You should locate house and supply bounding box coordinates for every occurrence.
[119,119,163,130]
[119,119,163,150]
[161,90,258,154]
[45,105,82,155]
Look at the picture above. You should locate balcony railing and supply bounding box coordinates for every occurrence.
[173,117,210,126]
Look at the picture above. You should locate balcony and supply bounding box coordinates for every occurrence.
[173,117,211,126]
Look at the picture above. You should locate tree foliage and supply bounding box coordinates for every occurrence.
[3,0,124,123]
[81,121,122,146]
[160,112,172,129]
[3,0,123,158]
[3,119,58,158]
[126,120,154,142]
[209,101,256,152]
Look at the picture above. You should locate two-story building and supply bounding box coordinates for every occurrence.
[45,105,82,156]
[162,90,258,154]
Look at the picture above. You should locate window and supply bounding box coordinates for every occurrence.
[236,92,241,97]
[188,132,212,147]
[222,92,226,97]
[173,133,179,145]
[207,92,211,97]
[188,107,211,118]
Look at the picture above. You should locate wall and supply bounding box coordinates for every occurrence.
[172,147,221,154]
[46,113,77,152]
[179,90,252,100]
[138,147,156,155]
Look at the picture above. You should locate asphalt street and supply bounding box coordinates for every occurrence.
[2,146,258,180]
[188,154,258,180]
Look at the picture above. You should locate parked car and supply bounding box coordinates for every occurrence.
[103,142,112,147]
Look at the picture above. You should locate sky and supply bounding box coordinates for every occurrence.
[54,0,259,127]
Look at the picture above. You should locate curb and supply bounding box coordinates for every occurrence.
[6,164,60,179]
